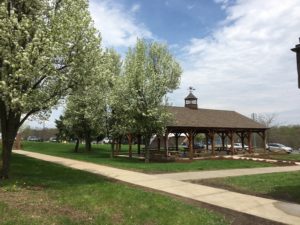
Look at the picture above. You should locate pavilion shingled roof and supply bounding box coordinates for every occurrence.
[166,106,266,129]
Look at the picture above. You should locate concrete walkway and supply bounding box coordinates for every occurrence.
[156,165,300,181]
[14,150,300,225]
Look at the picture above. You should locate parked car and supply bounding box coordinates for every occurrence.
[227,143,248,150]
[194,142,205,149]
[101,137,112,144]
[49,137,58,142]
[27,136,42,142]
[267,143,292,153]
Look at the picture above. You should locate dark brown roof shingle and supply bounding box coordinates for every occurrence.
[166,106,266,130]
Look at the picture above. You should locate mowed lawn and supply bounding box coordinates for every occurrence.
[194,171,300,204]
[0,154,229,225]
[22,142,275,173]
[269,153,300,162]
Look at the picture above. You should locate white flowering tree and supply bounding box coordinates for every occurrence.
[62,49,121,152]
[0,0,100,178]
[116,39,182,162]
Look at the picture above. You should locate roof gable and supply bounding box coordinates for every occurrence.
[184,93,197,100]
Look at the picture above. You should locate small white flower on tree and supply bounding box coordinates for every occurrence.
[0,0,102,179]
[112,39,182,162]
[62,49,121,152]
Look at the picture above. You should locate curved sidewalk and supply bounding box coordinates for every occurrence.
[156,165,300,181]
[14,150,300,225]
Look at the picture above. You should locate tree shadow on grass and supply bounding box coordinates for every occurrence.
[2,154,109,190]
[268,185,300,204]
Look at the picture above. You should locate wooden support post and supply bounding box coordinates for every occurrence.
[127,134,132,158]
[248,131,252,154]
[185,131,194,160]
[205,133,209,151]
[229,131,234,155]
[189,132,194,160]
[210,131,215,156]
[157,135,161,151]
[241,132,245,150]
[221,133,225,151]
[193,133,196,149]
[164,131,169,156]
[175,133,179,151]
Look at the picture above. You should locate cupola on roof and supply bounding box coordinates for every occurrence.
[185,87,198,109]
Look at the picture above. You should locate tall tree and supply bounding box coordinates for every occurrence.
[62,49,121,152]
[0,0,100,178]
[116,39,182,162]
[256,113,277,143]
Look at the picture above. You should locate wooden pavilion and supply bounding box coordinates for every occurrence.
[115,90,268,160]
[158,91,268,160]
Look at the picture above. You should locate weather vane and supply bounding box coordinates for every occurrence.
[188,86,195,93]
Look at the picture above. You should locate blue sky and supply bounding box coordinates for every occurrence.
[107,0,226,45]
[30,0,300,128]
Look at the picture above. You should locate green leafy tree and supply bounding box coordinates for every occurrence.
[63,49,121,152]
[55,116,76,142]
[113,39,182,162]
[269,125,300,149]
[0,0,100,178]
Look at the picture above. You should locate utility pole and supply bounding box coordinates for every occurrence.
[291,38,300,88]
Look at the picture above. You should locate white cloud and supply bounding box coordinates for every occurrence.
[214,0,232,9]
[175,0,300,124]
[131,3,140,13]
[89,0,152,48]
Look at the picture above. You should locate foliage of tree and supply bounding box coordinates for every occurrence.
[256,113,277,128]
[55,115,76,141]
[269,125,300,149]
[0,0,100,178]
[62,49,121,152]
[256,113,277,143]
[111,39,182,162]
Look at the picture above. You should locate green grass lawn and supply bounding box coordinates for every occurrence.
[0,154,229,225]
[269,153,300,161]
[21,142,275,173]
[248,152,300,162]
[195,171,300,204]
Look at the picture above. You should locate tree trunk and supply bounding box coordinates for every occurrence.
[118,138,122,154]
[85,133,91,152]
[1,136,15,179]
[137,134,141,155]
[74,138,79,152]
[111,141,115,158]
[127,134,132,158]
[115,139,119,155]
[0,108,21,179]
[144,135,151,163]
